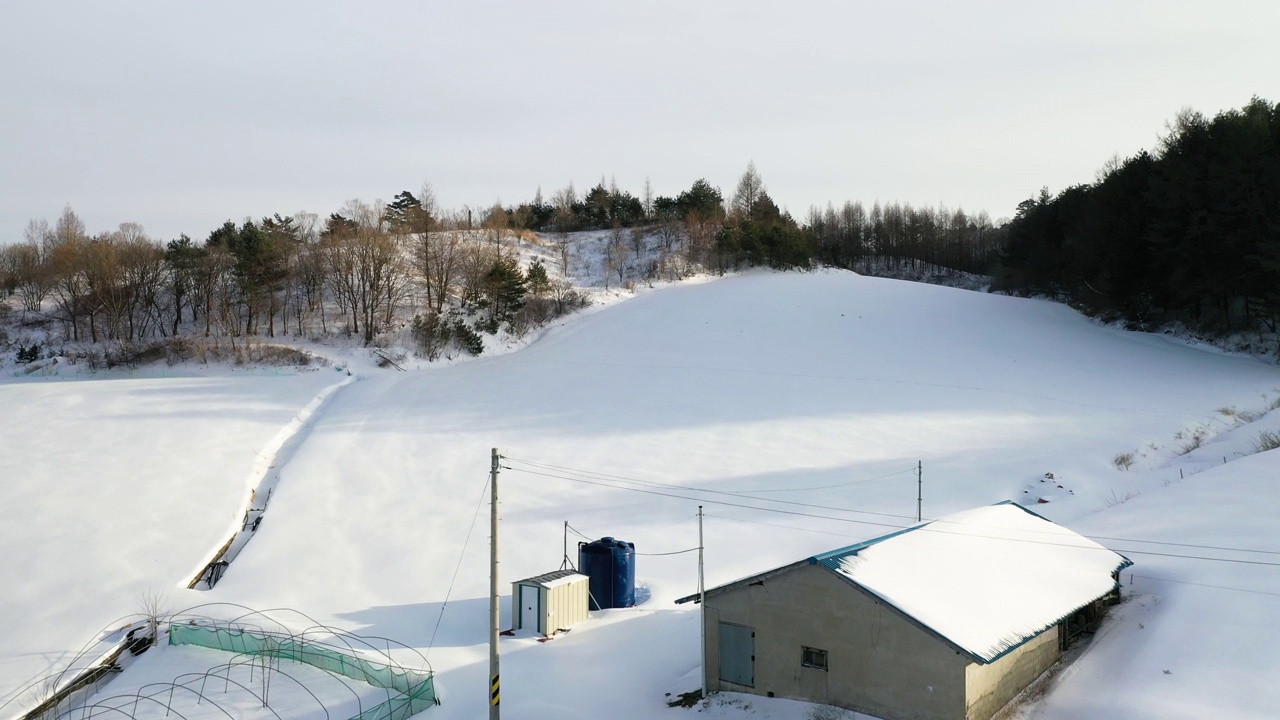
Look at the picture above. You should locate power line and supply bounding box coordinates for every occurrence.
[506,457,917,523]
[704,512,856,539]
[507,457,1280,558]
[1085,535,1280,557]
[505,464,1280,568]
[736,466,917,493]
[509,465,909,531]
[1133,574,1280,598]
[567,520,700,556]
[635,548,700,557]
[426,473,490,658]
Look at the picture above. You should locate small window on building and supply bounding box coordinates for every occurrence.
[801,646,828,671]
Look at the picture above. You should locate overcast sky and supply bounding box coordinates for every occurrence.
[2,1,1278,242]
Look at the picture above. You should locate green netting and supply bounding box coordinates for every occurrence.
[169,624,436,718]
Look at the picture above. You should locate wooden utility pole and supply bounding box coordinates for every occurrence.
[916,461,923,523]
[698,505,707,700]
[489,447,501,719]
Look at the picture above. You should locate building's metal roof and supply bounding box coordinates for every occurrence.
[514,569,588,588]
[679,501,1133,664]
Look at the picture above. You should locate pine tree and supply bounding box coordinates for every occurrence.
[483,256,527,329]
[525,258,550,298]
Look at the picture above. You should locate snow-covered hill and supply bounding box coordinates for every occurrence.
[3,270,1279,720]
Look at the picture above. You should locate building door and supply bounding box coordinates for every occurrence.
[521,586,540,634]
[719,622,754,687]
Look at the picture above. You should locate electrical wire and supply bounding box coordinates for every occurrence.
[567,521,699,556]
[738,466,918,493]
[510,465,909,531]
[507,457,918,523]
[635,548,700,557]
[507,456,1280,558]
[704,512,867,539]
[1132,574,1280,598]
[506,464,1280,568]
[426,473,490,659]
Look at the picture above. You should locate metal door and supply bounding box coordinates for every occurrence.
[521,585,540,633]
[718,622,754,687]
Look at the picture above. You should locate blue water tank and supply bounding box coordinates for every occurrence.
[578,536,636,610]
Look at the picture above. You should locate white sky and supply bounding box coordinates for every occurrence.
[2,1,1277,242]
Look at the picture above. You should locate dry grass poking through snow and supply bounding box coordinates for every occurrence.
[1253,430,1280,454]
[1113,451,1136,470]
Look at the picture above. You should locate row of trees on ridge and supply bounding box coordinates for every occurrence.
[1,163,1013,355]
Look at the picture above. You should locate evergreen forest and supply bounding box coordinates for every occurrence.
[996,97,1280,335]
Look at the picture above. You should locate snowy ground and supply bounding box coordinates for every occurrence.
[4,269,1280,719]
[0,368,342,711]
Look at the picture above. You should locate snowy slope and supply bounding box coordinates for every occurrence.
[1025,450,1280,720]
[208,271,1277,719]
[5,269,1280,720]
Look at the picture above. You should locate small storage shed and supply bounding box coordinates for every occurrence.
[677,501,1132,720]
[511,570,590,637]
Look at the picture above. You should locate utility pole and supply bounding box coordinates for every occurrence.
[698,505,706,700]
[916,461,923,523]
[560,520,571,571]
[489,448,501,719]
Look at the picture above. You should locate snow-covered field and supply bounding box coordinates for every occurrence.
[0,368,343,710]
[4,270,1280,720]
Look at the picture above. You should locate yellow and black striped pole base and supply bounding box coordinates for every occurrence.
[490,674,500,708]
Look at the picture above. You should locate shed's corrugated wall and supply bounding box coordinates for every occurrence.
[544,576,589,634]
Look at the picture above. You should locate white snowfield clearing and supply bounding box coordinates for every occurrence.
[0,369,343,712]
[4,270,1280,720]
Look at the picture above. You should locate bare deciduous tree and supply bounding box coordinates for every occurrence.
[9,220,55,312]
[655,218,683,254]
[552,182,577,233]
[629,226,646,258]
[47,208,89,340]
[731,160,765,218]
[605,227,628,288]
[553,232,574,277]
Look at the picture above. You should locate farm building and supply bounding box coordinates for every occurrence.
[676,501,1132,720]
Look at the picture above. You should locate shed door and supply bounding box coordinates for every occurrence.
[521,586,540,633]
[719,622,754,687]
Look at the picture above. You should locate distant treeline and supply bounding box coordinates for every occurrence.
[503,165,1005,274]
[1,163,1007,350]
[996,97,1280,334]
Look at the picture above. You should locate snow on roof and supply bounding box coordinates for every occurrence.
[515,569,588,588]
[814,501,1132,663]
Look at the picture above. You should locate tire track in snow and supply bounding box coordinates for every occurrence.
[184,372,356,590]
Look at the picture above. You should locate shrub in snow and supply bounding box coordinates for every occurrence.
[550,279,591,316]
[411,312,453,361]
[16,343,39,364]
[452,319,484,357]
